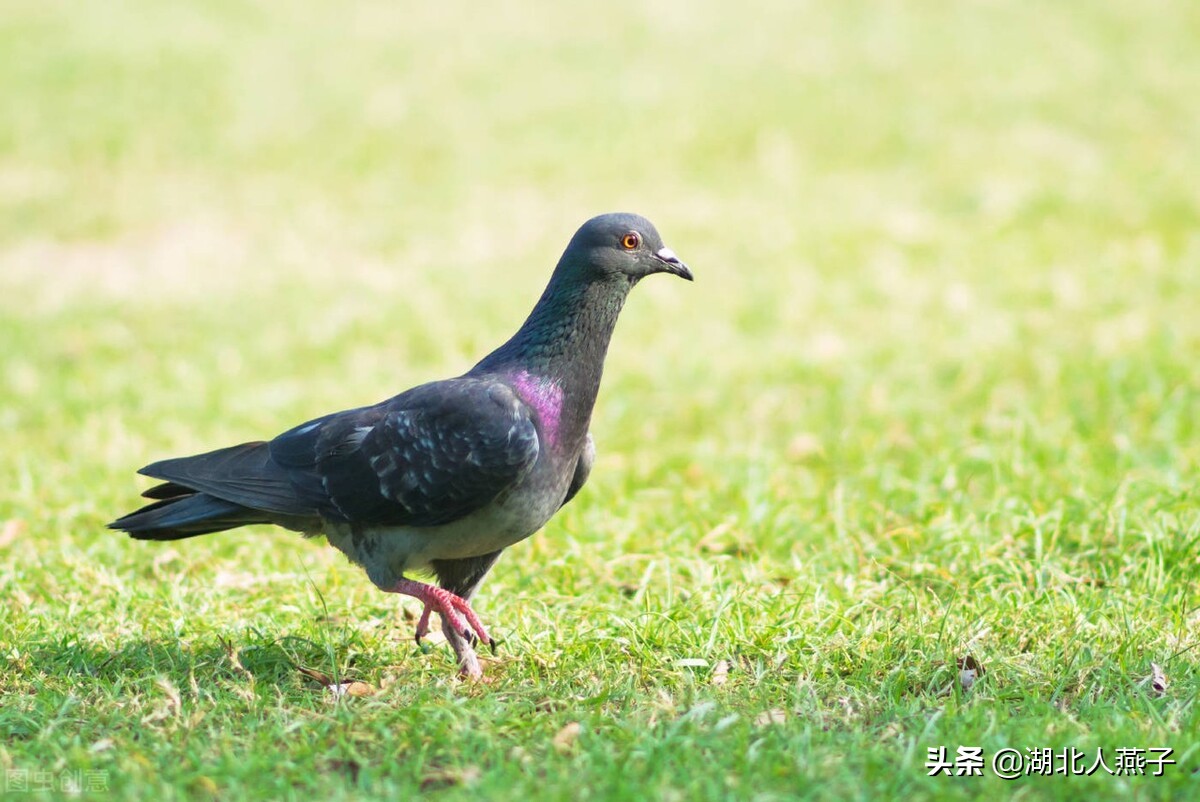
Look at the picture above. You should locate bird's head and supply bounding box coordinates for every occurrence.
[561,212,693,285]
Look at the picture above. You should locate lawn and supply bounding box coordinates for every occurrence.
[2,1,1199,799]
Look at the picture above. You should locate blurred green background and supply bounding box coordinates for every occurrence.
[2,1,1199,799]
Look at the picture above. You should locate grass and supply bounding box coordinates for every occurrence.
[2,0,1200,799]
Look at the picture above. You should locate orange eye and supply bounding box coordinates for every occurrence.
[621,232,640,250]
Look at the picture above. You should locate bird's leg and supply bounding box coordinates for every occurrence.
[441,615,483,679]
[389,578,492,647]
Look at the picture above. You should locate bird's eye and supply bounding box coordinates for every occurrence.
[621,232,640,250]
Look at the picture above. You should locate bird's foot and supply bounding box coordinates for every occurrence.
[391,579,492,647]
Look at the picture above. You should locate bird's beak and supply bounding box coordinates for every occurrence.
[653,247,694,281]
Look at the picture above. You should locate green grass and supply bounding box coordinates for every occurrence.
[3,0,1200,799]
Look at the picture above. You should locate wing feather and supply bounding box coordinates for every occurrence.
[270,379,540,527]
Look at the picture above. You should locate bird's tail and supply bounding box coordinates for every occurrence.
[110,440,314,540]
[108,492,269,541]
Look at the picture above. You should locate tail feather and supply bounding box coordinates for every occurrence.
[108,493,268,540]
[141,481,195,500]
[112,440,320,541]
[138,441,311,517]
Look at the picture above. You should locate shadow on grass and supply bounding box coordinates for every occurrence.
[23,629,393,689]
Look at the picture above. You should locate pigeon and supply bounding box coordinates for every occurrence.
[109,212,692,677]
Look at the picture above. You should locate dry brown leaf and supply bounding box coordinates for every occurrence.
[329,681,376,699]
[553,722,582,753]
[297,667,374,697]
[297,666,334,686]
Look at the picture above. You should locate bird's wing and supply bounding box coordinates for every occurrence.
[270,379,541,527]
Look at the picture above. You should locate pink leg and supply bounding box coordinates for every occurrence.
[390,578,492,647]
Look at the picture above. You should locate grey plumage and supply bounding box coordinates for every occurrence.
[110,212,691,677]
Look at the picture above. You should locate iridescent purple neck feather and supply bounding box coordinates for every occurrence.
[508,370,565,447]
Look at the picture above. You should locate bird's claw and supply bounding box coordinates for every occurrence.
[394,581,492,650]
[413,602,433,646]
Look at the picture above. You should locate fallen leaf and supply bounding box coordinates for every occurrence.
[553,722,582,753]
[298,667,374,697]
[329,681,376,699]
[711,660,731,686]
[297,666,334,686]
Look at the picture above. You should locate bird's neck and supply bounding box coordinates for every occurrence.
[472,272,631,451]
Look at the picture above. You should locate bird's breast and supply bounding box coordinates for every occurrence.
[322,458,572,589]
